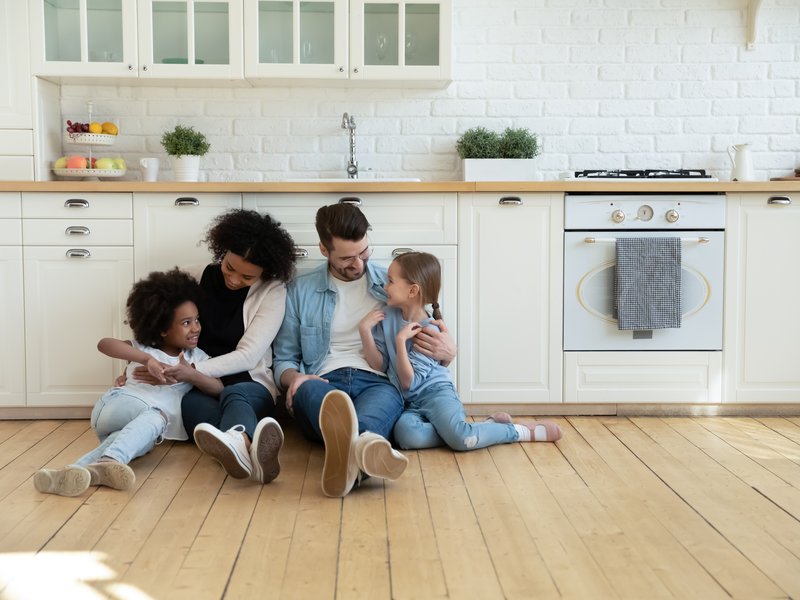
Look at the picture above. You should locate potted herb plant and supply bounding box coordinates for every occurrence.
[160,125,211,182]
[456,126,540,181]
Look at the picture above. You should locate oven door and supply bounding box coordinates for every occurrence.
[564,230,724,351]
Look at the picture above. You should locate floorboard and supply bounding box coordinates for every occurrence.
[1,416,798,599]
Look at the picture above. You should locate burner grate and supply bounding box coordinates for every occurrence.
[575,169,711,179]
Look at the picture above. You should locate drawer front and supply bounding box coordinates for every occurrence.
[0,219,22,245]
[0,156,34,181]
[243,193,458,245]
[22,193,133,219]
[23,219,133,246]
[0,192,21,217]
[0,130,34,154]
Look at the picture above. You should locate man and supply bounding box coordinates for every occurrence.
[273,203,456,497]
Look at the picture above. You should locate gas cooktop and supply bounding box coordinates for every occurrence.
[572,169,717,181]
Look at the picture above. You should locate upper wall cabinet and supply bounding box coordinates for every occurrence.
[30,0,244,81]
[244,0,451,84]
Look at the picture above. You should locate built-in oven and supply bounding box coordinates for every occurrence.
[563,191,726,351]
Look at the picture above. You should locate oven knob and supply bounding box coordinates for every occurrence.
[665,209,679,223]
[611,209,626,223]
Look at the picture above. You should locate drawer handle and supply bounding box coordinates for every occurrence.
[64,199,90,208]
[175,197,200,206]
[391,247,415,257]
[768,196,791,205]
[66,248,91,258]
[499,196,523,205]
[65,226,90,236]
[293,247,309,258]
[338,197,362,206]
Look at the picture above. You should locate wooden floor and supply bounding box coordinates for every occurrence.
[1,416,800,599]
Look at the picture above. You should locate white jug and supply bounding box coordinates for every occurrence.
[728,143,755,181]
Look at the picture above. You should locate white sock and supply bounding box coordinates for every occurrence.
[533,425,549,442]
[514,424,531,442]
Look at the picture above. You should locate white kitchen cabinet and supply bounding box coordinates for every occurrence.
[133,192,242,278]
[22,192,133,407]
[0,193,25,407]
[724,192,800,403]
[30,0,243,81]
[0,1,34,181]
[457,193,562,404]
[244,0,451,83]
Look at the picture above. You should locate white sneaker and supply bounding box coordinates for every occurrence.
[194,423,253,479]
[33,465,91,496]
[354,432,408,481]
[250,417,283,484]
[319,390,359,498]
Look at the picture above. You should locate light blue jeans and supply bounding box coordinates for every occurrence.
[74,388,167,467]
[393,382,519,451]
[292,368,403,442]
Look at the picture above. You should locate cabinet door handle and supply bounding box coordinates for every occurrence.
[392,247,414,257]
[65,226,90,236]
[66,249,91,258]
[768,196,792,205]
[499,196,523,205]
[293,247,309,258]
[128,64,134,71]
[64,198,90,208]
[338,197,362,206]
[175,197,200,206]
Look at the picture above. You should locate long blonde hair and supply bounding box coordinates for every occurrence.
[392,252,442,320]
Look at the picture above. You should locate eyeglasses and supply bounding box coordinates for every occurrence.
[338,246,373,266]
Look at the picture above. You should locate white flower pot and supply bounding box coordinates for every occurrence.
[463,158,537,181]
[172,155,201,182]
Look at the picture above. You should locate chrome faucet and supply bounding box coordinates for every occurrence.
[341,112,358,179]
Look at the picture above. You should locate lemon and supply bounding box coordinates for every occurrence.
[89,122,103,134]
[101,122,119,135]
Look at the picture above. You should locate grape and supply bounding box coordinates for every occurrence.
[66,120,73,126]
[82,123,89,132]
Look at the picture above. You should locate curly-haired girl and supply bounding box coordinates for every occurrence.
[131,209,297,485]
[34,269,222,497]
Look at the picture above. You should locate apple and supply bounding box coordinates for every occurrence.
[113,158,126,170]
[94,157,115,170]
[66,155,87,169]
[54,156,68,169]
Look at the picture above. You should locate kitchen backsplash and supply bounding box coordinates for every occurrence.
[58,0,800,182]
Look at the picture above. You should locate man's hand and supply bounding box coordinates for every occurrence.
[284,373,328,415]
[413,319,457,366]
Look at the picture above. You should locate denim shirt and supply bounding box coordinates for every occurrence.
[273,260,389,387]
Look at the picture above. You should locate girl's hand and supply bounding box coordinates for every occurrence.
[132,364,175,385]
[396,321,422,342]
[358,309,385,334]
[162,352,193,382]
[145,357,168,383]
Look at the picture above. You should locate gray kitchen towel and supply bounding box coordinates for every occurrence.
[614,237,682,330]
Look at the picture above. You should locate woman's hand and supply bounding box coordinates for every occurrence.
[131,364,175,385]
[162,352,194,383]
[114,370,127,387]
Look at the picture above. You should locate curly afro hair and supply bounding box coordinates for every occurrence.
[203,209,297,283]
[126,268,202,348]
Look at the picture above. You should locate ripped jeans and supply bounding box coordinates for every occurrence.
[73,388,167,467]
[392,382,518,452]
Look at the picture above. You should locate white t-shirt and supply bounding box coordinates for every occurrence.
[121,341,210,440]
[319,275,384,376]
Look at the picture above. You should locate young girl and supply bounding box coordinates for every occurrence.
[359,252,562,452]
[34,269,223,497]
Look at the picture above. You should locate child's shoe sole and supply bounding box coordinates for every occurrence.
[33,465,91,497]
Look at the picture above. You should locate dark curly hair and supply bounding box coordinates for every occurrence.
[126,268,202,348]
[203,209,296,283]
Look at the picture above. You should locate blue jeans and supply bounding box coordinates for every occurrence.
[393,382,518,451]
[75,388,168,466]
[292,368,403,442]
[181,381,274,441]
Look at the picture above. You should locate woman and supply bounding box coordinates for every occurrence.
[137,209,296,484]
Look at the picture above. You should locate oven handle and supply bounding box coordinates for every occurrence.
[583,236,710,244]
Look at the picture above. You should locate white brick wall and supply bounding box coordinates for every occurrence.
[59,0,800,182]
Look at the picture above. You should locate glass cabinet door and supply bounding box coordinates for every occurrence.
[138,0,243,79]
[350,0,450,81]
[30,0,138,77]
[244,0,348,79]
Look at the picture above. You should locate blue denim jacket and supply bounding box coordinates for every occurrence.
[273,260,389,387]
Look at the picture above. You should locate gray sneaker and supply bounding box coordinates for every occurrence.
[250,417,283,484]
[319,390,359,498]
[194,423,253,479]
[33,465,91,496]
